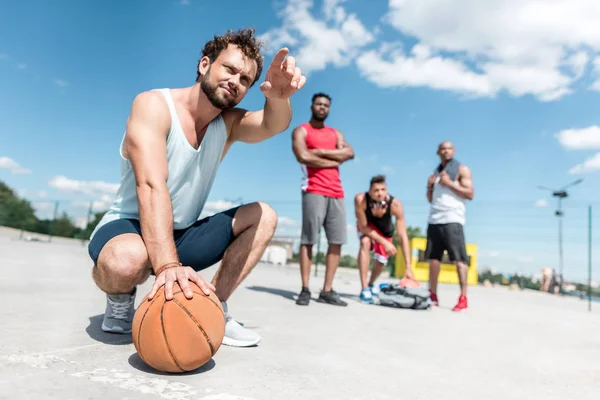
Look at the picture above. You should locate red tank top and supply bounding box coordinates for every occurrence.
[301,123,344,198]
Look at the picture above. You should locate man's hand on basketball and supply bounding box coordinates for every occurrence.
[148,266,216,301]
[438,171,453,187]
[260,48,307,100]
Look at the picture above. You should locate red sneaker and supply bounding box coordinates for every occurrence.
[452,295,468,312]
[430,292,439,306]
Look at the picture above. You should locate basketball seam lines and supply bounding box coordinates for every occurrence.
[160,301,185,373]
[136,292,163,366]
[172,298,215,356]
[171,289,225,319]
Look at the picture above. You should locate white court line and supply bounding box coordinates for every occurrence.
[1,352,257,400]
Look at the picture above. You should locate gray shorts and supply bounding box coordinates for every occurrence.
[301,191,347,245]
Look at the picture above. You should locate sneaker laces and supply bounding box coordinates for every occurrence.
[108,296,133,320]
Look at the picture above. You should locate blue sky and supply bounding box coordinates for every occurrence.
[2,0,600,283]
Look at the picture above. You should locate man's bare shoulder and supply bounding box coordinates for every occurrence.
[354,192,366,203]
[292,124,307,137]
[130,91,170,120]
[459,164,472,177]
[391,197,404,214]
[126,90,171,139]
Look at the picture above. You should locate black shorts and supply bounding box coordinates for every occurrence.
[424,223,468,263]
[88,206,240,272]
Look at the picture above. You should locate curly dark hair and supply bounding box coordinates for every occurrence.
[312,92,332,104]
[196,28,265,86]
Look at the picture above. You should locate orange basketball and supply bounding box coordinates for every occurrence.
[131,281,225,373]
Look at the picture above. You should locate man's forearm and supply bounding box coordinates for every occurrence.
[263,98,292,134]
[313,148,354,162]
[137,184,179,272]
[299,152,341,168]
[397,231,411,270]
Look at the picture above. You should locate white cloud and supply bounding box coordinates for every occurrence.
[356,45,493,97]
[48,175,119,195]
[0,54,8,60]
[535,199,548,208]
[73,217,89,229]
[37,190,47,199]
[556,126,600,150]
[361,0,600,101]
[323,0,345,22]
[278,216,300,227]
[0,157,31,174]
[200,200,239,218]
[71,194,113,212]
[259,0,375,75]
[275,216,302,238]
[54,79,68,87]
[569,152,600,174]
[17,63,26,70]
[489,251,500,258]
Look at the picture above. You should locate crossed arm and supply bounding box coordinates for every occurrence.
[312,130,354,162]
[292,127,354,168]
[426,165,474,202]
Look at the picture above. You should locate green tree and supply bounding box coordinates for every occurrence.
[53,211,79,238]
[0,181,37,231]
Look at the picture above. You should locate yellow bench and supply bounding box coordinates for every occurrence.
[395,237,478,285]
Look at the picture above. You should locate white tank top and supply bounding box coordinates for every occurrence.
[428,178,467,225]
[90,88,228,239]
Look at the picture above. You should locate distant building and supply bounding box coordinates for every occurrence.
[260,236,295,265]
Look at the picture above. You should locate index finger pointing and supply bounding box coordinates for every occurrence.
[271,47,289,67]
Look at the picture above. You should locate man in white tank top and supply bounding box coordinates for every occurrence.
[425,142,474,311]
[87,29,307,348]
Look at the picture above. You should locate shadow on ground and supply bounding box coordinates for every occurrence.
[246,285,298,301]
[246,285,362,304]
[86,315,133,345]
[128,353,216,376]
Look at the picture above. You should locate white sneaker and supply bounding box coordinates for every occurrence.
[101,288,136,334]
[369,284,380,297]
[359,288,373,303]
[221,301,261,347]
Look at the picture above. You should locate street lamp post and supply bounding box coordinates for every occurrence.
[538,178,583,284]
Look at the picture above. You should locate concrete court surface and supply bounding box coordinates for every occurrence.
[0,227,599,400]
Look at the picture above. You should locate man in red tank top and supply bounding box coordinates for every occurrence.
[291,93,355,306]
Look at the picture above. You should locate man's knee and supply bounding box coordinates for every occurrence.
[327,243,341,254]
[455,261,468,270]
[256,201,278,235]
[93,239,149,293]
[359,236,371,251]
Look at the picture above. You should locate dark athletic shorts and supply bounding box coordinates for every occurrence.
[424,223,468,263]
[88,206,240,272]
